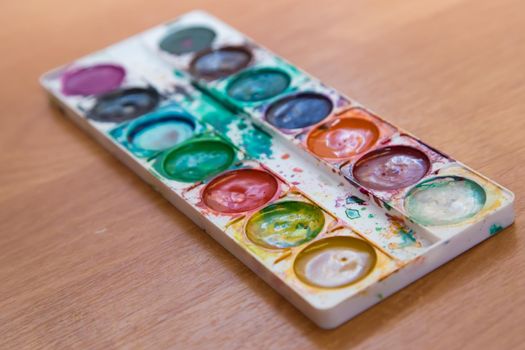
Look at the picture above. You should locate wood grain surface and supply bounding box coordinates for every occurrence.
[1,0,523,349]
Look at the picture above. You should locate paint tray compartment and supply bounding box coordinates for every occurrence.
[40,10,515,329]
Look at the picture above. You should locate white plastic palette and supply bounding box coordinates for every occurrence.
[40,10,515,328]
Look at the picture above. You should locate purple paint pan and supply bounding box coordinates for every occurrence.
[61,64,126,96]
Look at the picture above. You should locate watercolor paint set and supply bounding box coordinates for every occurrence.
[40,11,515,328]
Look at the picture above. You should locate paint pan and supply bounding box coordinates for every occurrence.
[202,168,280,214]
[226,67,291,103]
[87,87,160,123]
[294,236,377,288]
[61,63,126,96]
[153,135,237,183]
[159,26,216,55]
[352,145,431,191]
[265,92,333,130]
[245,200,326,249]
[189,46,253,80]
[404,176,487,226]
[110,105,202,158]
[306,117,380,161]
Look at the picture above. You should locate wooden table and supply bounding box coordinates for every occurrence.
[1,0,523,348]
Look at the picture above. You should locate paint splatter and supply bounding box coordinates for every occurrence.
[345,208,360,219]
[293,167,303,173]
[384,214,422,249]
[281,153,290,160]
[236,122,248,132]
[397,228,417,248]
[241,127,273,159]
[173,70,186,78]
[186,93,274,160]
[489,224,503,235]
[388,227,419,249]
[346,195,366,205]
[195,95,237,134]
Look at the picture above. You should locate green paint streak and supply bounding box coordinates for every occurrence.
[241,125,273,159]
[416,180,450,190]
[368,214,375,218]
[185,93,273,160]
[346,209,361,220]
[246,201,324,249]
[397,228,417,248]
[196,94,237,135]
[489,224,503,235]
[237,119,248,130]
[173,69,186,78]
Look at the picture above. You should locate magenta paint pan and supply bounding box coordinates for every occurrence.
[61,64,126,96]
